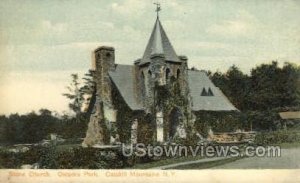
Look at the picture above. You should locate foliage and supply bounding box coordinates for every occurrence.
[0,72,90,144]
[0,146,126,169]
[194,111,245,137]
[136,113,155,144]
[255,130,300,145]
[63,74,84,116]
[155,76,191,141]
[63,71,95,116]
[0,109,88,144]
[248,62,300,110]
[211,62,300,111]
[211,65,250,111]
[79,70,96,113]
[111,83,134,144]
[244,110,282,131]
[208,61,300,132]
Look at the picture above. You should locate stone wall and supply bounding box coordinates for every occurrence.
[94,46,115,107]
[83,46,116,147]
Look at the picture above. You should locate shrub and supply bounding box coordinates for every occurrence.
[255,130,300,145]
[0,146,127,169]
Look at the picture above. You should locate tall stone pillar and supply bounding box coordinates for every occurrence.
[82,46,116,147]
[156,111,164,142]
[130,119,138,144]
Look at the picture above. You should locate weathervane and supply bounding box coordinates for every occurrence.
[154,2,161,18]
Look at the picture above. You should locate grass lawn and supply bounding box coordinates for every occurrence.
[276,142,300,149]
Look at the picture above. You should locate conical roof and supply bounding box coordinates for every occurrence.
[139,18,181,65]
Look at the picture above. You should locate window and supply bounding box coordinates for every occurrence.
[177,69,181,79]
[141,71,145,83]
[201,87,214,96]
[166,68,170,80]
[141,72,145,96]
[208,87,214,96]
[106,52,111,57]
[201,88,208,96]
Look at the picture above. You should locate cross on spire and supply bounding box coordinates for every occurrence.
[154,2,161,18]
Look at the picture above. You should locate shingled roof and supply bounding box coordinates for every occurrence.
[188,70,238,111]
[107,65,237,112]
[108,65,143,110]
[139,18,181,65]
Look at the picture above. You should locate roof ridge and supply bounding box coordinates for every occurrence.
[139,18,180,65]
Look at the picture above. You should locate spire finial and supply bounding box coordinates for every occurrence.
[154,2,161,19]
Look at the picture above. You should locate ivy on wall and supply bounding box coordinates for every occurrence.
[111,74,245,144]
[154,76,191,142]
[111,82,155,144]
[111,83,133,144]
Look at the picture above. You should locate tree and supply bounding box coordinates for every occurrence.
[79,70,95,113]
[248,61,300,110]
[63,74,84,116]
[280,62,300,107]
[211,65,250,111]
[0,115,8,143]
[225,65,250,110]
[208,62,300,131]
[39,109,52,116]
[63,71,95,116]
[61,72,94,138]
[7,113,22,143]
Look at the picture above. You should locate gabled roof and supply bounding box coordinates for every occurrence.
[108,65,143,110]
[106,65,237,112]
[188,70,238,111]
[139,18,181,65]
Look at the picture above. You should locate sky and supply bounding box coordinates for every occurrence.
[0,0,300,115]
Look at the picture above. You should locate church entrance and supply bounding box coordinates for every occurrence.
[168,107,183,139]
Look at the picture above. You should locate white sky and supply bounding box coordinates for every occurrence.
[0,0,300,115]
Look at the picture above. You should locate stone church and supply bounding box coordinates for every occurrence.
[82,16,237,147]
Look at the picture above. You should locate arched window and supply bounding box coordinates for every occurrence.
[177,69,181,79]
[141,71,145,83]
[148,70,152,77]
[166,68,170,81]
[169,107,183,139]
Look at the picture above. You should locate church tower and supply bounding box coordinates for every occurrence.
[137,17,189,105]
[134,8,191,142]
